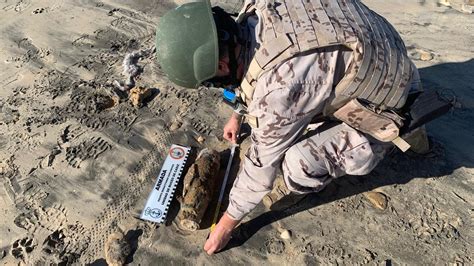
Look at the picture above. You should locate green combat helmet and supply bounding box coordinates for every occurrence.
[156,0,218,88]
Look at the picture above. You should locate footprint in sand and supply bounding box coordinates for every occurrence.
[0,1,37,14]
[11,237,36,262]
[65,136,112,168]
[42,227,85,264]
[32,7,46,14]
[264,238,286,255]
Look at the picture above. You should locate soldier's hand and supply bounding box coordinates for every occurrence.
[204,223,232,255]
[204,212,239,255]
[223,114,241,144]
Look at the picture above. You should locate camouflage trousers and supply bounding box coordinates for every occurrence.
[281,62,422,195]
[281,121,391,194]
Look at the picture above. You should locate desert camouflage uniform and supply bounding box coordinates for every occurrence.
[226,19,421,221]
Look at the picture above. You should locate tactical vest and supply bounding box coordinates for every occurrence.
[236,0,414,151]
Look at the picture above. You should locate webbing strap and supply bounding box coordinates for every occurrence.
[240,77,254,104]
[244,114,259,128]
[247,58,263,80]
[333,1,372,99]
[392,136,411,152]
[253,34,294,69]
[306,0,338,46]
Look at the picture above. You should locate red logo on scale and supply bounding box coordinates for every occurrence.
[169,147,185,159]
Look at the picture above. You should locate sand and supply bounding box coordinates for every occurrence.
[0,0,473,265]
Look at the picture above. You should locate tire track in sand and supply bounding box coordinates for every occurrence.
[80,131,171,263]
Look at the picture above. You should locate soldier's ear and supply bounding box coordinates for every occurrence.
[217,59,230,77]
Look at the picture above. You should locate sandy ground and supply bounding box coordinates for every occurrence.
[0,0,473,265]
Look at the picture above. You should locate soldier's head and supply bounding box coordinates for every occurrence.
[155,0,242,88]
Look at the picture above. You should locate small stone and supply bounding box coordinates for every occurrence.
[112,96,120,107]
[197,135,205,144]
[0,162,7,174]
[129,86,152,108]
[438,0,451,6]
[279,229,292,240]
[169,120,182,131]
[419,50,433,61]
[363,191,388,210]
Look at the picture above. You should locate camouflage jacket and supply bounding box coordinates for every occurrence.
[227,44,353,220]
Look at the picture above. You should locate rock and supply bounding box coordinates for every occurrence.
[410,49,434,61]
[279,229,292,240]
[420,51,433,61]
[129,86,152,108]
[169,120,182,131]
[0,162,7,174]
[96,94,118,110]
[363,191,388,210]
[438,0,451,6]
[104,231,131,266]
[196,135,205,144]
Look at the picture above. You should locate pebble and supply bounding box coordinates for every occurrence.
[419,50,433,61]
[129,86,152,107]
[438,0,451,6]
[279,229,292,240]
[363,191,388,210]
[0,162,7,174]
[197,135,205,144]
[169,120,182,131]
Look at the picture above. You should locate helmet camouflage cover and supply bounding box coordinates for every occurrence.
[156,0,218,88]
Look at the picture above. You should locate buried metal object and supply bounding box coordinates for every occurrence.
[177,149,220,231]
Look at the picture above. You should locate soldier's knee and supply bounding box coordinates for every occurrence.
[281,147,331,193]
[282,144,328,182]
